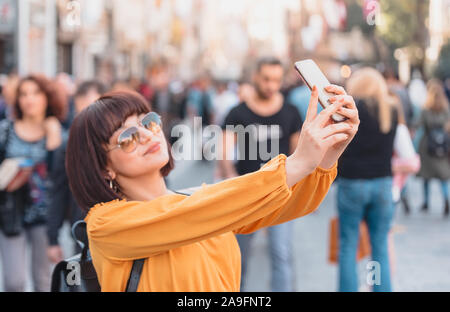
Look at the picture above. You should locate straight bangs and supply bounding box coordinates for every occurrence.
[66,91,155,211]
[88,91,151,147]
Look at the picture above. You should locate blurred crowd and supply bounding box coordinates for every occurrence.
[0,59,449,292]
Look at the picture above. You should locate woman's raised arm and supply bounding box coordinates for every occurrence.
[285,85,359,187]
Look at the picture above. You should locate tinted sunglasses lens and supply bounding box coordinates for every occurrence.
[142,112,162,132]
[118,127,139,153]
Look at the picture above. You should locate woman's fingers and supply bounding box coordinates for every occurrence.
[329,95,356,108]
[325,85,347,95]
[336,107,358,122]
[320,122,352,139]
[323,133,349,148]
[305,85,319,123]
[315,99,348,126]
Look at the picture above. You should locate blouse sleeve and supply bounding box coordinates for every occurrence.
[233,163,337,234]
[86,154,336,261]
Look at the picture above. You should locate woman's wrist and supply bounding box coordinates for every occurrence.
[318,157,337,170]
[285,154,315,188]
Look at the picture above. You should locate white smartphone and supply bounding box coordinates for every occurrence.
[294,59,347,123]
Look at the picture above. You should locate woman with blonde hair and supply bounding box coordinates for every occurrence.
[337,67,401,292]
[417,79,450,216]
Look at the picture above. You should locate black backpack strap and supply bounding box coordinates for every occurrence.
[126,258,146,292]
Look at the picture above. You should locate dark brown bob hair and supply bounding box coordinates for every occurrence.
[66,90,175,212]
[14,75,67,121]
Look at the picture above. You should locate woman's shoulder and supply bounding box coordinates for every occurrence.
[85,191,190,225]
[86,198,131,218]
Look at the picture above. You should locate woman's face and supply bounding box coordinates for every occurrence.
[18,80,48,119]
[105,113,170,181]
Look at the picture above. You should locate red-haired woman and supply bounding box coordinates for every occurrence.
[0,75,66,291]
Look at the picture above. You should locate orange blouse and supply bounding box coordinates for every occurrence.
[85,154,337,292]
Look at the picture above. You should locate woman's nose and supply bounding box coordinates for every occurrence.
[138,127,154,144]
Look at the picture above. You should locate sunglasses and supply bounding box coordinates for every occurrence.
[108,112,162,153]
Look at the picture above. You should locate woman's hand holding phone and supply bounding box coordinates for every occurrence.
[285,84,359,188]
[319,84,359,169]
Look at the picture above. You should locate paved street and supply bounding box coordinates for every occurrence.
[1,153,449,292]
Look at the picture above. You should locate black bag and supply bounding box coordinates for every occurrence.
[51,220,145,292]
[0,120,28,237]
[0,185,29,237]
[50,190,192,292]
[427,126,450,158]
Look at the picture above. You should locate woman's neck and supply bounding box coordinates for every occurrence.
[118,172,172,202]
[20,115,45,126]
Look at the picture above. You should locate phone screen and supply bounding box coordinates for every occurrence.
[294,59,346,122]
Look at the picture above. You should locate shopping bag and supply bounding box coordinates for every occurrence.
[328,217,371,264]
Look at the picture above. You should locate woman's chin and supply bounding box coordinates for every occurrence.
[144,153,170,170]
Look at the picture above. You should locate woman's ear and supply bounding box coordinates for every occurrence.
[105,167,116,181]
[104,156,117,180]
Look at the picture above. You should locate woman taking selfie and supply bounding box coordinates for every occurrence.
[0,75,65,291]
[66,85,359,292]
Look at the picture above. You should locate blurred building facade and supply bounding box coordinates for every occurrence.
[0,0,449,84]
[427,0,450,63]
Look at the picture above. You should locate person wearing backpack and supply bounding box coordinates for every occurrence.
[64,86,359,292]
[417,79,450,217]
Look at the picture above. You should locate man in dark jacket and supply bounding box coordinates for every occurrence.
[47,81,105,263]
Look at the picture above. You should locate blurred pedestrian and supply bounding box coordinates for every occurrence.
[1,73,20,121]
[391,101,420,214]
[185,75,215,160]
[408,69,428,124]
[237,82,254,104]
[444,78,450,103]
[417,79,450,217]
[337,67,402,292]
[385,68,414,128]
[63,87,358,291]
[111,80,134,93]
[152,66,187,140]
[46,80,106,264]
[186,75,214,126]
[219,58,303,292]
[54,73,77,130]
[0,75,66,291]
[211,80,239,126]
[0,83,7,121]
[286,80,313,123]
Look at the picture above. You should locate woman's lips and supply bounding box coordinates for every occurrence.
[144,142,161,155]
